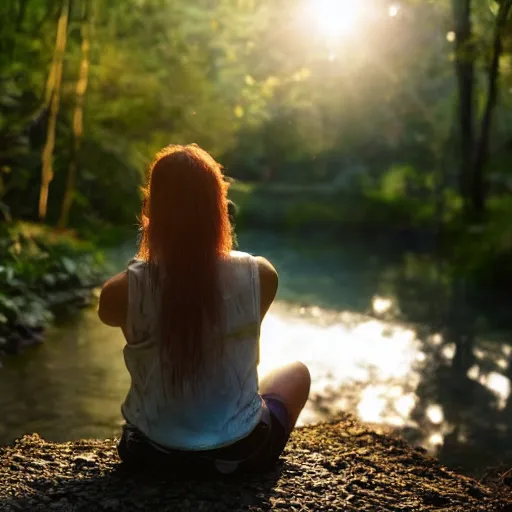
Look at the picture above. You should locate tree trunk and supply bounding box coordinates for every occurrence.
[451,0,474,219]
[38,0,69,221]
[58,0,91,229]
[471,0,512,219]
[433,128,455,243]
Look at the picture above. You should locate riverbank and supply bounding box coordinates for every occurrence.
[0,223,105,359]
[1,414,509,511]
[229,181,512,291]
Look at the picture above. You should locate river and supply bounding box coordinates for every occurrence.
[1,230,511,477]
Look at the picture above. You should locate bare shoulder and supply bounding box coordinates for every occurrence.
[98,271,128,327]
[255,256,278,282]
[254,256,278,319]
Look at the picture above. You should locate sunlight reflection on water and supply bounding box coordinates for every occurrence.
[426,404,444,425]
[1,295,511,472]
[466,365,511,410]
[259,303,424,427]
[260,302,512,461]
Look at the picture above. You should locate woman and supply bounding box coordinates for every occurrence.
[98,144,310,474]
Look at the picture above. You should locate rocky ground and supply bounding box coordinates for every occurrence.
[1,414,510,512]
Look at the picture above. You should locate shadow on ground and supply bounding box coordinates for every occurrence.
[1,415,509,511]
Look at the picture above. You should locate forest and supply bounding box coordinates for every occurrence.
[0,0,511,343]
[2,1,512,492]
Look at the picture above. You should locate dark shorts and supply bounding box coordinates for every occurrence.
[117,394,291,475]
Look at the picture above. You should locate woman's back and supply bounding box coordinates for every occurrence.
[122,251,263,450]
[98,144,308,473]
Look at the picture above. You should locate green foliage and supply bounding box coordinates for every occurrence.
[0,0,509,291]
[229,178,434,233]
[0,0,510,226]
[446,196,512,285]
[0,223,104,332]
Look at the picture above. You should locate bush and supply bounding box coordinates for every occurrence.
[0,223,104,334]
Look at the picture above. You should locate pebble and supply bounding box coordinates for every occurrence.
[0,414,509,511]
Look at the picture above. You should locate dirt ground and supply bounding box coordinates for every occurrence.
[1,414,510,512]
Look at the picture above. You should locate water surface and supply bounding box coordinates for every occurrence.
[1,231,511,476]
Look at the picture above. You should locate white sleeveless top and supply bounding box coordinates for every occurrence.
[121,251,263,450]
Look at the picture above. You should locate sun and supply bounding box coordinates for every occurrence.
[308,0,362,39]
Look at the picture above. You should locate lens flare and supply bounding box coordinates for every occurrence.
[308,0,362,38]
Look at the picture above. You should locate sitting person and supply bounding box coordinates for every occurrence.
[98,144,310,474]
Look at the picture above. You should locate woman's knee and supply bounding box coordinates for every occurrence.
[259,361,311,400]
[291,361,310,378]
[291,361,311,393]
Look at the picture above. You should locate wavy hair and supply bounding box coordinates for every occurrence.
[137,144,232,392]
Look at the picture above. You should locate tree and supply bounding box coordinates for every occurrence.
[471,0,512,217]
[0,0,510,232]
[452,0,475,218]
[58,0,92,229]
[452,0,512,221]
[39,0,69,221]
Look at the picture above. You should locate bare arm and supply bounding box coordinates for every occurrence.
[255,256,278,320]
[97,271,128,328]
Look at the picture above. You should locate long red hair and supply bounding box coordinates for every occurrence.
[137,144,232,392]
